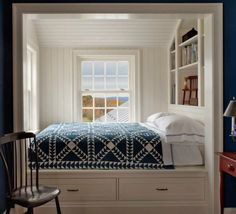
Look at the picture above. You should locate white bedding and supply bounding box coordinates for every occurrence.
[143,122,204,166]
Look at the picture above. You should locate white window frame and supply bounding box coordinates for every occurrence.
[73,49,140,122]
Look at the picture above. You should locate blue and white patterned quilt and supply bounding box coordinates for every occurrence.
[29,123,172,170]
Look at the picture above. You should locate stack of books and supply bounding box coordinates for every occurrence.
[181,43,198,66]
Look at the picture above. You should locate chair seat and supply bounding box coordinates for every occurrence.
[10,185,60,208]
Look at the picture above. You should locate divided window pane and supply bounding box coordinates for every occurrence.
[106,77,116,90]
[94,62,104,75]
[82,77,93,90]
[81,61,129,91]
[81,94,130,122]
[118,61,129,75]
[81,60,130,123]
[94,77,104,90]
[82,62,93,75]
[106,62,116,75]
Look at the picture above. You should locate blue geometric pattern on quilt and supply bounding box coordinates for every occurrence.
[28,123,172,170]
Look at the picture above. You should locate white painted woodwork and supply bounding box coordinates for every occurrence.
[119,177,205,201]
[198,18,204,106]
[32,167,208,214]
[27,19,39,47]
[34,205,208,214]
[40,178,116,201]
[25,18,40,131]
[32,17,179,48]
[203,14,216,214]
[13,4,223,214]
[39,47,168,128]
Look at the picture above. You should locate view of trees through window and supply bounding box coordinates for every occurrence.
[81,60,130,122]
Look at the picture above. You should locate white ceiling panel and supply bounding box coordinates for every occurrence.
[32,16,179,47]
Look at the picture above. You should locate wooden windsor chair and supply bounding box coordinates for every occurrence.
[0,132,61,214]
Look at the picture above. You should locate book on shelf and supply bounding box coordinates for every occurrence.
[191,43,198,63]
[181,42,198,66]
[182,47,187,66]
[171,53,175,69]
[171,84,176,104]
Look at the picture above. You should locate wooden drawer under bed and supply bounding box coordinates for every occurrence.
[40,178,116,202]
[119,177,205,201]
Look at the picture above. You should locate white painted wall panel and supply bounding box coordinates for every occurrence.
[141,48,168,120]
[39,47,168,129]
[39,48,73,129]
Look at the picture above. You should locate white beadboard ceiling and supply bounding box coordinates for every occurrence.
[30,15,180,48]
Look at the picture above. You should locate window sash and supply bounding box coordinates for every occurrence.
[80,60,131,123]
[81,61,129,91]
[81,91,130,122]
[73,50,140,123]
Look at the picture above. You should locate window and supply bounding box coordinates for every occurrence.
[73,50,140,122]
[81,61,130,122]
[23,45,38,131]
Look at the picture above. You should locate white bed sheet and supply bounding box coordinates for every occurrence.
[143,122,204,166]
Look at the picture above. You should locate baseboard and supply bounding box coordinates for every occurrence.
[225,208,236,214]
[35,205,208,214]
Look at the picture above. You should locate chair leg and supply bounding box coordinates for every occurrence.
[27,208,33,214]
[6,207,11,214]
[6,200,12,214]
[55,196,61,214]
[183,90,186,105]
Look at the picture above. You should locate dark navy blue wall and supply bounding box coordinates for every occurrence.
[1,0,236,213]
[0,0,6,213]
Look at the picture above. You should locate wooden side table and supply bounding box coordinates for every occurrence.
[218,152,236,214]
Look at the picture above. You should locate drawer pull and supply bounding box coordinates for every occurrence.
[67,188,79,192]
[227,164,235,171]
[156,187,168,191]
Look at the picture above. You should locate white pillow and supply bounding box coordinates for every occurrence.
[146,112,174,123]
[153,114,204,144]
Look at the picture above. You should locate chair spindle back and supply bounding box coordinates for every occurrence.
[0,132,39,197]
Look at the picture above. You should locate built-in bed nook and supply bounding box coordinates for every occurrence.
[12,4,223,214]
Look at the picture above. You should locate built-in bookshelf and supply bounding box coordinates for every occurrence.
[169,18,204,107]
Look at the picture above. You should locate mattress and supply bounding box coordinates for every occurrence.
[28,122,173,170]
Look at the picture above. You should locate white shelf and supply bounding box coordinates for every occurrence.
[170,50,176,54]
[179,62,198,71]
[178,35,198,47]
[170,69,176,73]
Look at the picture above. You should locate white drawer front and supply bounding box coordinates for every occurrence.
[119,178,205,201]
[40,178,116,201]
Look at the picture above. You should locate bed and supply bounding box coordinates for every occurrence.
[30,113,207,214]
[29,116,204,170]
